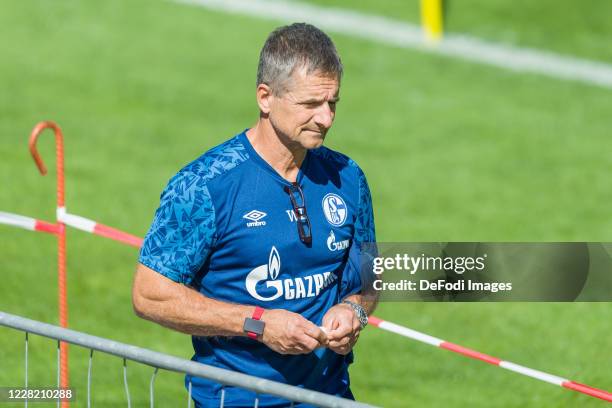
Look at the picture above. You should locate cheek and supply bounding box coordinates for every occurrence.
[281,110,312,130]
[270,103,314,133]
[296,110,315,127]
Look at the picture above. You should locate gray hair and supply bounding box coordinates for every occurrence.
[256,23,343,95]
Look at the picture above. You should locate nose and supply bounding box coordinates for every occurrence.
[313,102,334,130]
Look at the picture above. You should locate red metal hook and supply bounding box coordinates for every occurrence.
[28,121,70,405]
[29,121,65,208]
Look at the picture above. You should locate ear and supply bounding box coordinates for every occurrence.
[256,83,273,115]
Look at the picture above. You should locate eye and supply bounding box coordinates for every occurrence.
[300,101,319,108]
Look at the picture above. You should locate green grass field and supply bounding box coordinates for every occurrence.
[1,1,610,407]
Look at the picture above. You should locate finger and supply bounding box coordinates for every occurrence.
[278,347,301,355]
[283,343,311,355]
[329,345,351,355]
[321,314,334,328]
[322,317,339,333]
[328,335,352,348]
[292,345,309,355]
[328,323,352,340]
[303,324,328,345]
[299,333,322,352]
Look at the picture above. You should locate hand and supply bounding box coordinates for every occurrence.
[260,309,328,355]
[321,303,361,355]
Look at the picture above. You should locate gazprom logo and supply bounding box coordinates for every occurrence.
[327,230,350,252]
[245,247,337,301]
[322,193,347,226]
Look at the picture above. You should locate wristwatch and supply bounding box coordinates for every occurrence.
[342,300,368,329]
[243,306,265,339]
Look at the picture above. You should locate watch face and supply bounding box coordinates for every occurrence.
[243,317,265,335]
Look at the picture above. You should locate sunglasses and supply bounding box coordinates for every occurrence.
[283,183,312,245]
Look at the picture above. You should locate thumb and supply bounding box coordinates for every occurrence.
[307,325,328,345]
[322,316,338,331]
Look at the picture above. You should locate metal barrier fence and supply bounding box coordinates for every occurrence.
[0,311,377,408]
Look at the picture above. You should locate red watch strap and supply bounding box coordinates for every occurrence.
[247,307,265,339]
[252,306,264,320]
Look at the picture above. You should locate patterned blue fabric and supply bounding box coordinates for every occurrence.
[140,137,250,284]
[354,164,376,244]
[139,172,216,285]
[139,130,376,407]
[182,136,250,182]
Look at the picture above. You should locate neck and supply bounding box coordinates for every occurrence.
[246,119,307,183]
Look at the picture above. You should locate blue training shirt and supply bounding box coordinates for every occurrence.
[139,130,375,407]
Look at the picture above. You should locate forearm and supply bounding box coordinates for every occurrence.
[343,291,379,315]
[133,266,253,337]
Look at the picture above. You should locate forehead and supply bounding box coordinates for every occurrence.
[287,68,339,98]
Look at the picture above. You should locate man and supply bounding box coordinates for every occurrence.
[133,23,377,407]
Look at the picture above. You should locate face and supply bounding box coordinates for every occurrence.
[259,68,340,150]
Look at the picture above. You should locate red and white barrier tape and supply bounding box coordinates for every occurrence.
[0,211,58,234]
[56,207,142,247]
[0,209,142,248]
[368,316,612,402]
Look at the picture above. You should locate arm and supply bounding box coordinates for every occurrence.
[133,263,328,354]
[132,263,251,337]
[135,172,243,336]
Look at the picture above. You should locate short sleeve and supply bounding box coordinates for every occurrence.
[139,171,216,285]
[339,166,377,298]
[354,167,376,245]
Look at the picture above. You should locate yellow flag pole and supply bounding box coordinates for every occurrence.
[420,0,444,43]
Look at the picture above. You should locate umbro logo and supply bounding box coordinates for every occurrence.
[243,210,267,227]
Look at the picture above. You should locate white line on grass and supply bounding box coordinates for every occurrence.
[175,0,612,90]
